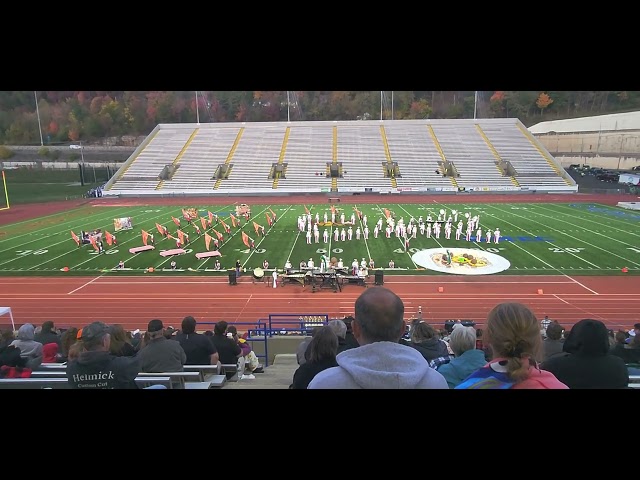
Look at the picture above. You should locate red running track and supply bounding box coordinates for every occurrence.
[0,274,638,332]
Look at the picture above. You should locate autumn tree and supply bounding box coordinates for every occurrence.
[536,92,554,115]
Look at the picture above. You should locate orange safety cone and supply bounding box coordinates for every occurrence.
[622,267,629,273]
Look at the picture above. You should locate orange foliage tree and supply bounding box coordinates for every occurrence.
[536,92,554,115]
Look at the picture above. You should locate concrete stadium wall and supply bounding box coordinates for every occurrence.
[535,131,640,169]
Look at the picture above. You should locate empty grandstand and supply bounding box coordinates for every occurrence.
[104,118,577,196]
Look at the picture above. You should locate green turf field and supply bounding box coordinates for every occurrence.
[0,201,638,276]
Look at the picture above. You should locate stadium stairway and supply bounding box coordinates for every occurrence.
[222,354,298,389]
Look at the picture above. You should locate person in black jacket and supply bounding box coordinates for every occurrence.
[33,321,62,349]
[66,321,141,389]
[290,326,339,389]
[209,321,242,379]
[541,318,629,389]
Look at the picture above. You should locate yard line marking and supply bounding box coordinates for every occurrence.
[67,273,106,295]
[489,204,640,268]
[552,294,606,320]
[556,202,640,229]
[394,204,418,268]
[536,205,640,240]
[483,205,600,268]
[505,239,599,294]
[354,204,373,265]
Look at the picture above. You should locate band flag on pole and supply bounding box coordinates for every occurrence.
[242,231,251,249]
[71,231,80,246]
[172,216,181,226]
[141,230,149,246]
[105,231,114,246]
[200,216,207,231]
[212,228,223,240]
[204,233,212,251]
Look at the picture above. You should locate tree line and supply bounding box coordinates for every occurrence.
[1,91,637,146]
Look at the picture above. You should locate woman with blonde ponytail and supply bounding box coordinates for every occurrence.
[455,302,568,389]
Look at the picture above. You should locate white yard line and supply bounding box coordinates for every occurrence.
[532,203,640,240]
[482,205,600,268]
[394,204,418,268]
[67,273,106,295]
[489,204,640,268]
[506,239,599,295]
[354,205,373,263]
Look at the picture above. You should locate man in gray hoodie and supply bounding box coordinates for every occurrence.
[9,323,43,370]
[308,287,448,389]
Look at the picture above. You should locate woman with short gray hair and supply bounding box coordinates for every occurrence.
[435,326,487,388]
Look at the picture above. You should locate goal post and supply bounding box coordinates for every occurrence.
[0,170,10,211]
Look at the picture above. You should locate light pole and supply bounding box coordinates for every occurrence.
[34,91,43,146]
[70,141,85,185]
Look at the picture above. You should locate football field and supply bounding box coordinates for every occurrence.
[0,201,638,276]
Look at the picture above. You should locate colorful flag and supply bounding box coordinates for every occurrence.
[177,229,185,244]
[105,230,114,246]
[182,209,190,221]
[155,223,165,235]
[219,218,229,230]
[208,211,214,223]
[212,228,223,240]
[71,231,80,246]
[204,232,212,251]
[304,205,310,215]
[89,235,99,251]
[172,216,181,227]
[269,207,276,220]
[141,230,149,246]
[253,221,261,236]
[230,213,238,228]
[200,216,207,231]
[266,212,272,225]
[242,231,251,249]
[330,205,336,214]
[384,208,391,219]
[166,234,174,241]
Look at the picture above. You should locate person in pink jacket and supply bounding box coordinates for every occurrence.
[456,302,569,389]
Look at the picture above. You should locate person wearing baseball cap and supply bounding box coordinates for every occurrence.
[137,319,186,373]
[66,321,142,389]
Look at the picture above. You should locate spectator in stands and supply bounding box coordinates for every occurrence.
[67,340,84,362]
[290,326,339,389]
[327,319,356,355]
[164,326,177,339]
[540,315,552,337]
[108,324,136,357]
[609,330,640,370]
[58,327,79,363]
[0,341,27,369]
[210,321,244,380]
[296,326,323,366]
[541,318,629,389]
[308,287,448,389]
[34,321,61,349]
[342,316,359,349]
[66,321,141,389]
[456,303,568,389]
[227,325,262,374]
[408,321,450,363]
[136,331,151,352]
[138,319,187,372]
[174,316,219,366]
[9,323,43,370]
[436,326,487,388]
[542,321,566,362]
[42,343,59,363]
[0,329,15,350]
